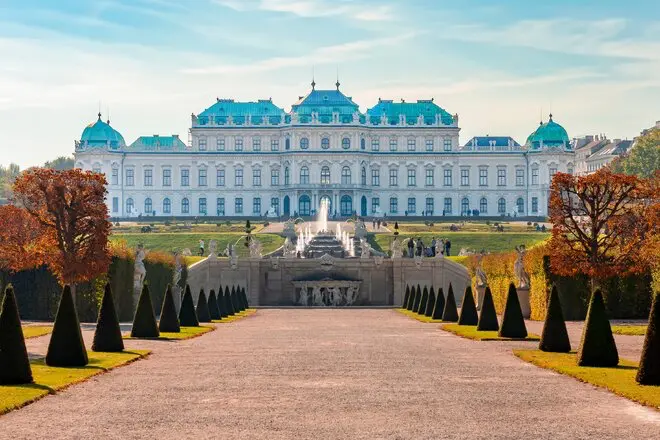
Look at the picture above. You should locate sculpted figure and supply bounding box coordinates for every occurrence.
[249,238,263,258]
[390,237,403,259]
[475,252,488,287]
[360,238,371,259]
[134,246,146,290]
[514,245,530,289]
[312,286,323,306]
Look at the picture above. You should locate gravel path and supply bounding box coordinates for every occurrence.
[3,310,659,439]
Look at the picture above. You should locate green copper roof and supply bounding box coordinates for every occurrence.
[80,114,126,149]
[366,99,454,125]
[197,99,286,125]
[291,87,362,123]
[128,135,186,151]
[526,114,570,149]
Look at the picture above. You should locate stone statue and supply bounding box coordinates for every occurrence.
[312,286,323,306]
[345,286,359,306]
[249,238,263,259]
[354,219,367,238]
[330,287,343,306]
[208,239,218,259]
[514,245,530,289]
[172,252,183,289]
[299,285,309,306]
[182,248,192,256]
[390,237,403,259]
[475,252,488,287]
[360,238,371,259]
[283,236,296,258]
[373,255,384,267]
[283,218,296,239]
[435,240,444,258]
[134,246,146,291]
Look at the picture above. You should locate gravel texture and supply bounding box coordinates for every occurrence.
[3,310,659,439]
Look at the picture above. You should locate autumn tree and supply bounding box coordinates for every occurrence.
[610,127,659,178]
[0,205,48,272]
[12,168,111,296]
[548,169,659,289]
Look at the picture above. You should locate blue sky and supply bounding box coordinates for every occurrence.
[0,0,658,167]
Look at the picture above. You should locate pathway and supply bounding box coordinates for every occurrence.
[3,310,659,439]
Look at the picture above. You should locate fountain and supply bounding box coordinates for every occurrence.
[317,199,329,234]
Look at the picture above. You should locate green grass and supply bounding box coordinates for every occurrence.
[213,309,257,323]
[442,324,540,341]
[0,350,149,415]
[394,221,544,234]
[396,308,443,323]
[111,232,284,256]
[124,325,214,340]
[611,325,648,336]
[112,221,265,234]
[22,325,52,339]
[514,350,660,410]
[371,232,549,254]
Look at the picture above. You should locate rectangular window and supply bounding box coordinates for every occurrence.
[235,198,243,214]
[461,169,469,186]
[425,198,434,215]
[252,138,261,151]
[407,169,416,186]
[407,138,416,151]
[144,169,153,186]
[497,168,506,186]
[443,139,452,151]
[217,198,225,215]
[389,138,397,151]
[162,169,171,186]
[532,197,538,213]
[271,139,279,151]
[253,169,261,186]
[443,169,452,186]
[371,138,380,151]
[253,197,261,215]
[479,168,488,186]
[444,197,452,214]
[270,197,279,215]
[407,198,416,214]
[125,169,134,186]
[532,168,539,185]
[371,169,380,186]
[216,138,225,151]
[199,198,207,214]
[199,138,207,151]
[111,169,118,185]
[198,169,207,186]
[371,197,380,213]
[426,169,434,186]
[216,169,225,186]
[516,169,524,186]
[112,197,118,213]
[389,197,398,214]
[425,139,434,151]
[271,169,280,186]
[235,169,243,186]
[550,167,558,179]
[389,169,398,186]
[181,169,189,187]
[235,137,243,151]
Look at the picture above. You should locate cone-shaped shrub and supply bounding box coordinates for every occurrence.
[432,288,445,320]
[224,286,235,316]
[131,284,160,338]
[92,283,124,352]
[458,286,479,326]
[230,286,239,313]
[425,287,436,317]
[539,285,571,353]
[242,287,250,309]
[217,285,228,318]
[406,285,415,310]
[403,286,410,308]
[159,284,180,333]
[637,289,660,384]
[442,284,459,322]
[208,289,221,320]
[477,287,499,331]
[196,289,211,323]
[499,283,528,339]
[417,287,429,315]
[237,287,246,312]
[577,289,618,367]
[412,285,422,313]
[0,286,33,384]
[46,285,88,367]
[179,284,200,327]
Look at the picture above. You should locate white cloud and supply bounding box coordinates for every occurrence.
[214,0,394,21]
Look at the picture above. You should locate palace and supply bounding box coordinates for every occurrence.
[74,81,575,218]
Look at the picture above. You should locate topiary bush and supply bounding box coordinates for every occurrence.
[425,287,436,317]
[208,289,221,320]
[131,284,160,338]
[159,284,180,333]
[477,287,499,331]
[403,285,410,308]
[539,285,571,353]
[412,285,422,313]
[46,285,88,367]
[417,287,429,315]
[217,285,228,318]
[241,287,249,309]
[637,289,660,385]
[499,283,528,338]
[442,284,459,322]
[0,285,33,384]
[230,286,240,313]
[406,285,415,311]
[196,289,211,323]
[458,286,478,326]
[577,289,618,367]
[224,286,235,316]
[179,285,200,327]
[432,287,445,320]
[92,283,124,352]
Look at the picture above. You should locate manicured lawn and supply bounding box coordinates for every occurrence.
[394,221,544,234]
[514,350,660,410]
[213,309,257,323]
[370,232,549,254]
[124,325,215,340]
[611,325,647,336]
[22,325,52,339]
[396,309,443,323]
[111,232,284,256]
[442,324,540,341]
[0,350,149,415]
[113,221,265,234]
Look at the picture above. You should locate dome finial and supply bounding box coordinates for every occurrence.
[97,112,102,121]
[311,66,316,90]
[336,65,340,90]
[549,112,553,121]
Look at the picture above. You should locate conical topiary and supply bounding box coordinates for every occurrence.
[432,288,445,320]
[224,286,235,316]
[458,286,478,326]
[577,289,618,367]
[442,284,459,322]
[406,285,415,310]
[92,283,124,352]
[179,284,200,327]
[230,286,239,313]
[196,289,211,323]
[539,285,571,353]
[425,287,436,317]
[208,289,221,320]
[0,285,33,384]
[46,285,88,367]
[237,287,246,312]
[403,286,410,308]
[412,285,422,313]
[477,286,499,331]
[242,287,250,309]
[499,283,528,338]
[417,287,429,315]
[637,289,660,384]
[131,284,160,338]
[159,284,180,333]
[217,285,228,318]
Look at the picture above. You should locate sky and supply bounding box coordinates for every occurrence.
[0,0,658,168]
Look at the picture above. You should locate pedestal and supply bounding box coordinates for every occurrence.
[476,285,486,310]
[517,287,531,319]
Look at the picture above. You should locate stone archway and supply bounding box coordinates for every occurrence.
[360,196,367,216]
[283,195,290,216]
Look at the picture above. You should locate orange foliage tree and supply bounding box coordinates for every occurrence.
[12,168,111,294]
[0,205,48,272]
[548,169,659,289]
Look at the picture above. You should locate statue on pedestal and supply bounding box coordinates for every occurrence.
[208,239,218,259]
[354,219,367,238]
[283,236,296,258]
[475,252,487,287]
[360,238,371,259]
[514,245,530,289]
[390,237,403,259]
[249,238,263,259]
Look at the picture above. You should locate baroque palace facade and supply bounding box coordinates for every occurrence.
[74,82,574,218]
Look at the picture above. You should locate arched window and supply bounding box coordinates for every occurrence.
[360,138,366,150]
[299,195,311,216]
[182,197,190,214]
[480,197,487,214]
[300,166,309,184]
[361,167,367,186]
[284,167,290,185]
[321,137,330,149]
[144,197,152,214]
[163,198,171,214]
[342,137,350,149]
[341,166,351,185]
[285,138,290,150]
[340,195,353,216]
[517,197,524,214]
[320,166,331,184]
[300,137,309,149]
[498,197,506,214]
[461,197,469,215]
[126,198,134,214]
